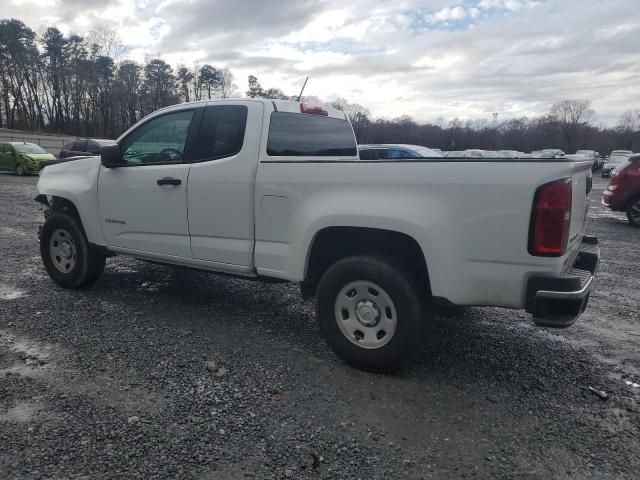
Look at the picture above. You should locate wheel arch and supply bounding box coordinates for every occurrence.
[40,194,103,245]
[302,226,432,300]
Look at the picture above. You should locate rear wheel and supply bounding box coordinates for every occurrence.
[40,213,106,288]
[627,197,640,227]
[316,256,427,372]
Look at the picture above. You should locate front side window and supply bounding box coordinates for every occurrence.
[193,105,248,161]
[121,110,194,166]
[267,112,357,157]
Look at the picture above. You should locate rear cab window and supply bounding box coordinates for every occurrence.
[266,111,357,158]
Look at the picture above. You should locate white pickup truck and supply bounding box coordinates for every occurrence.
[36,99,600,371]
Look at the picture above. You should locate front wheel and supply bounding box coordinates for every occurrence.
[316,256,427,372]
[627,197,640,227]
[15,164,24,176]
[40,213,106,288]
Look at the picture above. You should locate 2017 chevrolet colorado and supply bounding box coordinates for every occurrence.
[36,99,600,371]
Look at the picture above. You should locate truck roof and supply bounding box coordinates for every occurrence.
[150,98,347,121]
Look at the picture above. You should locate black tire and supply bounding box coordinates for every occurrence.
[626,197,640,228]
[316,256,428,372]
[40,213,106,288]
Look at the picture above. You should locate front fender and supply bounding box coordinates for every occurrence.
[37,157,105,245]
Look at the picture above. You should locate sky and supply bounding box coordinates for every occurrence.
[4,0,639,124]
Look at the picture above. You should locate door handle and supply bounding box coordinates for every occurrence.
[157,177,181,186]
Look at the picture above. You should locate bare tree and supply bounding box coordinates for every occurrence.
[87,26,127,61]
[550,99,595,152]
[218,68,237,98]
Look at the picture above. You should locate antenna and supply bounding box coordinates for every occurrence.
[296,76,309,102]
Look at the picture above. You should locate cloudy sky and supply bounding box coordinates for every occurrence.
[4,0,639,124]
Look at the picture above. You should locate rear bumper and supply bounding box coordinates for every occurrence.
[525,235,600,328]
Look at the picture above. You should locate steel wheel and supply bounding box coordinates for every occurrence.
[49,228,77,273]
[334,280,397,349]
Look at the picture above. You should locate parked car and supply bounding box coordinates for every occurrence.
[498,150,522,158]
[443,151,466,157]
[0,142,55,175]
[602,154,640,227]
[358,144,442,160]
[59,138,114,158]
[531,149,566,158]
[611,150,633,156]
[464,149,485,158]
[602,153,631,178]
[575,150,602,171]
[36,99,599,371]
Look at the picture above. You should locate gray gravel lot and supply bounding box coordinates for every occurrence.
[1,172,639,479]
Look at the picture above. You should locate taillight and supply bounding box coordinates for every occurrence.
[529,178,572,257]
[300,103,328,116]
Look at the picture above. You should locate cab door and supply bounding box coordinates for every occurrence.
[187,101,262,266]
[98,108,200,258]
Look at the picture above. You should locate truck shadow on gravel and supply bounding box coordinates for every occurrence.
[96,259,635,405]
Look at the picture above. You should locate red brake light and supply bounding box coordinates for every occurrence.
[529,178,572,257]
[300,103,328,116]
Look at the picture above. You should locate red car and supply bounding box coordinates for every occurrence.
[602,154,640,227]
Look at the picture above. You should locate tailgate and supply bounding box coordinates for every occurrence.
[568,160,593,254]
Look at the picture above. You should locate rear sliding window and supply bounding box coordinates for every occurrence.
[267,112,357,157]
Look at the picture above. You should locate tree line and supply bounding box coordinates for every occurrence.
[0,19,237,138]
[1,17,639,153]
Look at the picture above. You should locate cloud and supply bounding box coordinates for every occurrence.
[424,5,467,24]
[5,0,640,124]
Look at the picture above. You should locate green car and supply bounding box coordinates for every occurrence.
[0,142,56,175]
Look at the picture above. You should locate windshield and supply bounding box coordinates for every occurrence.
[16,143,47,154]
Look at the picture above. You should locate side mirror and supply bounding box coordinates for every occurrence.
[101,144,125,168]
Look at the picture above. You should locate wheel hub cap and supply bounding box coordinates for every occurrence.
[60,242,72,259]
[355,300,380,326]
[49,228,76,273]
[334,280,398,349]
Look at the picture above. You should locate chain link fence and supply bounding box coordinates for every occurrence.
[0,129,76,157]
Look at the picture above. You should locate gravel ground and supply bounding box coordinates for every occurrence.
[0,172,639,479]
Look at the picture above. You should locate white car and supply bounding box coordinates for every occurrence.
[481,150,499,158]
[464,149,485,158]
[532,149,566,158]
[498,150,522,159]
[602,154,631,177]
[359,144,442,159]
[443,151,466,157]
[36,99,600,371]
